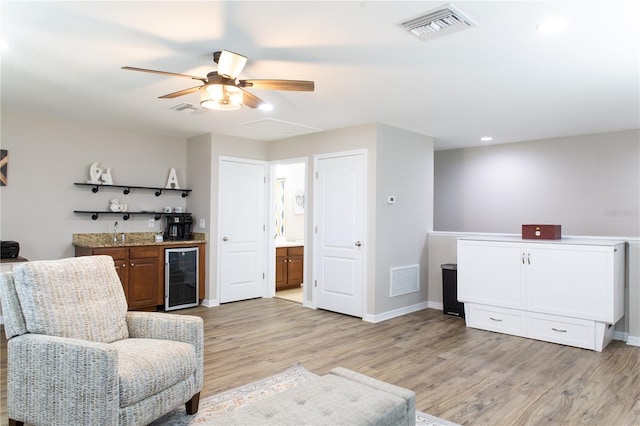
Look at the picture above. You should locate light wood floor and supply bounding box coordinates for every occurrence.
[2,298,639,425]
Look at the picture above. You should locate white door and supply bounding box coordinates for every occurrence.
[219,158,267,303]
[314,151,366,317]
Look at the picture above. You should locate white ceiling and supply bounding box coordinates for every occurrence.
[1,1,638,150]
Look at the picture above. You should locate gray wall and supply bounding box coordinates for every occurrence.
[430,129,640,344]
[0,110,188,261]
[269,123,434,319]
[434,130,639,237]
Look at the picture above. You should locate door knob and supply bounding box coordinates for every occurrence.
[355,241,362,247]
[222,236,229,242]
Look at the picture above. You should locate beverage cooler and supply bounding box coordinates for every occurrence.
[165,247,199,311]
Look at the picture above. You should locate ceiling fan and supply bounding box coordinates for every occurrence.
[122,50,314,111]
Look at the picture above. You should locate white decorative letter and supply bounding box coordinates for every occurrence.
[165,168,180,189]
[87,162,103,184]
[101,168,113,185]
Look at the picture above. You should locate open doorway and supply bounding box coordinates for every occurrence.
[272,161,306,304]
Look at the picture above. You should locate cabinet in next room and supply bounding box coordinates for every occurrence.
[276,245,304,291]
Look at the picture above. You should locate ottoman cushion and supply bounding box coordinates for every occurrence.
[214,367,415,425]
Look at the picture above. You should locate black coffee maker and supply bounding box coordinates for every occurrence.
[164,213,193,241]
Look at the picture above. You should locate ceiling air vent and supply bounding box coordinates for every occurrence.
[397,3,477,41]
[170,103,205,114]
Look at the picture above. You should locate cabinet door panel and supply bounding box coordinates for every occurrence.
[275,248,288,290]
[92,247,129,300]
[287,254,304,287]
[128,257,159,309]
[458,240,525,308]
[526,244,612,322]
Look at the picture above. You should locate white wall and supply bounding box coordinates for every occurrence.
[0,110,187,261]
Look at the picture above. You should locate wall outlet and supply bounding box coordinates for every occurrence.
[148,218,155,228]
[199,218,205,229]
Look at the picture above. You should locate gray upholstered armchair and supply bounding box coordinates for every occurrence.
[0,255,203,426]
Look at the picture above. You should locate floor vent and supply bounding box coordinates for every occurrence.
[390,265,420,297]
[397,3,477,41]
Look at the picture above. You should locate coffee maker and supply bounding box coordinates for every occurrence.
[164,213,193,241]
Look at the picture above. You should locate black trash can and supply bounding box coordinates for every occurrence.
[441,263,464,318]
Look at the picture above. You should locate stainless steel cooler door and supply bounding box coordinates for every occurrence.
[165,247,199,311]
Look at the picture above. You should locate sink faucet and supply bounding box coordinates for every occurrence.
[113,221,118,244]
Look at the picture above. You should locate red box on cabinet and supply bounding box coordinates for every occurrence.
[522,224,561,240]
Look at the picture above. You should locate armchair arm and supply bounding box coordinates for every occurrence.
[7,334,119,426]
[126,311,204,390]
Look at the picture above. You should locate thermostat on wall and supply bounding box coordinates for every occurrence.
[386,196,396,205]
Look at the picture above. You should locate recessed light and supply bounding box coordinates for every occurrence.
[536,18,568,34]
[480,136,493,142]
[259,103,274,111]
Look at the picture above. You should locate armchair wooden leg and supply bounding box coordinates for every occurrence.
[9,419,24,426]
[186,392,201,415]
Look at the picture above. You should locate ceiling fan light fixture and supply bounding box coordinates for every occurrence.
[217,50,248,78]
[201,84,243,111]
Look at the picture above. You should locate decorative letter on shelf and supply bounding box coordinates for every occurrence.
[166,168,180,189]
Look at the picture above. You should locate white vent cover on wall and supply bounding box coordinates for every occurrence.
[397,3,477,41]
[390,265,420,297]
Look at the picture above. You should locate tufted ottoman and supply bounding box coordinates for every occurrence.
[215,367,416,425]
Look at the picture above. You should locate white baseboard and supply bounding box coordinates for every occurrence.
[626,335,640,347]
[363,301,429,323]
[200,298,219,308]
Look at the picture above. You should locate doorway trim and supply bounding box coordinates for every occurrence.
[268,157,310,305]
[217,156,269,303]
[312,148,368,317]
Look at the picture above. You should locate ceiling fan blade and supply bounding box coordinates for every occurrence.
[215,50,247,79]
[158,85,203,99]
[239,88,265,109]
[239,79,314,91]
[122,66,207,83]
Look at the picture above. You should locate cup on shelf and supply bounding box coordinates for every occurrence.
[163,206,172,213]
[174,207,183,213]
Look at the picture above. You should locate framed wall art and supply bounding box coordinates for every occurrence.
[0,150,7,186]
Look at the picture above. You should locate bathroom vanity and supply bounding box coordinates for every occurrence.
[275,242,304,291]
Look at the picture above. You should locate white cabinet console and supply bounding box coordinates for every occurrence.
[457,237,625,351]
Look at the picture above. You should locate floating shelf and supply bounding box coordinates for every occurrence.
[75,183,192,198]
[73,211,166,221]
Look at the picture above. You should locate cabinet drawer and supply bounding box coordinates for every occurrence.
[276,247,288,257]
[130,246,159,259]
[466,304,526,337]
[527,313,595,350]
[287,246,304,256]
[92,247,128,259]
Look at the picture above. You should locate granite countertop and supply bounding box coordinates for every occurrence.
[73,232,207,248]
[275,240,304,248]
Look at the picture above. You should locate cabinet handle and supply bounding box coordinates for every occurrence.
[289,259,292,263]
[489,317,503,322]
[130,263,134,267]
[355,241,362,247]
[522,253,525,264]
[527,253,531,265]
[122,263,126,268]
[552,327,568,333]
